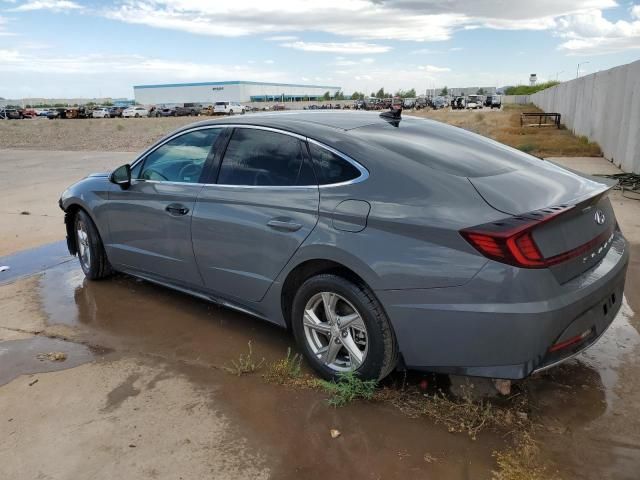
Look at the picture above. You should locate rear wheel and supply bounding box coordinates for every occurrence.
[228,109,234,116]
[74,210,112,280]
[291,274,398,381]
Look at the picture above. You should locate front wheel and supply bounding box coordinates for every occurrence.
[291,274,398,381]
[74,210,112,280]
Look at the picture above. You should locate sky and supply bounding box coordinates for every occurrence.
[0,0,639,99]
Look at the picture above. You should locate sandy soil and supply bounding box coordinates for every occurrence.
[0,149,133,256]
[0,143,639,477]
[0,116,197,151]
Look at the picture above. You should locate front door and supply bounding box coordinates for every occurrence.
[106,127,223,287]
[192,127,319,302]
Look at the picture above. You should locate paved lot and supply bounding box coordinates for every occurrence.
[0,149,639,479]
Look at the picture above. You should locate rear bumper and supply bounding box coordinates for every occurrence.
[377,233,629,379]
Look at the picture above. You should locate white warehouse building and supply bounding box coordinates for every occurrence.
[133,80,342,105]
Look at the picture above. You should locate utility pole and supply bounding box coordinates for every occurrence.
[576,62,590,78]
[554,70,564,81]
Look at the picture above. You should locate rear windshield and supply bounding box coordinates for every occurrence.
[350,120,541,178]
[215,102,228,106]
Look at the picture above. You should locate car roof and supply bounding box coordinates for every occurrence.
[192,111,391,133]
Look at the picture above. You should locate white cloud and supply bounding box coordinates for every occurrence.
[0,14,15,35]
[418,64,451,72]
[97,0,624,45]
[9,0,82,11]
[263,59,275,64]
[557,8,640,54]
[0,49,286,82]
[265,35,298,41]
[280,41,391,54]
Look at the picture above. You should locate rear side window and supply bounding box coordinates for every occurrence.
[218,128,314,186]
[308,143,361,185]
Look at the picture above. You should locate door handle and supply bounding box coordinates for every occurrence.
[267,219,303,232]
[165,204,190,216]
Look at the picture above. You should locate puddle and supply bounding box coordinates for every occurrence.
[1,241,639,478]
[0,240,71,285]
[0,336,99,385]
[38,260,294,369]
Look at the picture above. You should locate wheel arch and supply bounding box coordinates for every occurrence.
[62,202,104,256]
[280,258,373,330]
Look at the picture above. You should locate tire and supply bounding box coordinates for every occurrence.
[74,209,112,280]
[228,110,234,116]
[135,113,140,118]
[291,274,398,381]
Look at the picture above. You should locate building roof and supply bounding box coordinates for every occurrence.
[134,80,341,90]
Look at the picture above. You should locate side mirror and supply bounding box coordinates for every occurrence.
[110,164,131,189]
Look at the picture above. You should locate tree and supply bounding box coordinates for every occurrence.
[477,88,486,95]
[322,91,331,101]
[439,86,448,96]
[405,88,416,98]
[351,91,365,100]
[334,91,345,100]
[375,87,385,98]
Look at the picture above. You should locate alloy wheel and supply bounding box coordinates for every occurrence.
[76,221,91,271]
[303,292,368,372]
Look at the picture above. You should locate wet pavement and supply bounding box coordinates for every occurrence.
[0,241,639,479]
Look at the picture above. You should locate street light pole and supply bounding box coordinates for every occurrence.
[576,62,590,78]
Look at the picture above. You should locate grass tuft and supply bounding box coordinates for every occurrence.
[319,371,378,407]
[223,341,264,376]
[492,432,560,480]
[263,348,321,388]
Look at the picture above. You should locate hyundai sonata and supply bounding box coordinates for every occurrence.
[59,111,628,381]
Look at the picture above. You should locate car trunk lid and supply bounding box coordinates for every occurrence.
[468,163,617,283]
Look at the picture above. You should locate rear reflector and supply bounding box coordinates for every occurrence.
[461,205,614,269]
[548,328,592,353]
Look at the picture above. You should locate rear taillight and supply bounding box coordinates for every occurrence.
[461,205,614,269]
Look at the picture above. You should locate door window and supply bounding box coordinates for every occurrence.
[139,128,221,183]
[218,128,314,186]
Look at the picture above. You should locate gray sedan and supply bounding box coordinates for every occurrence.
[59,111,628,381]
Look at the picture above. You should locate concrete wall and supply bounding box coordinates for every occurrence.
[501,95,531,105]
[531,60,640,174]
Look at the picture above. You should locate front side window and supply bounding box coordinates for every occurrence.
[217,128,314,186]
[308,143,362,185]
[138,128,220,183]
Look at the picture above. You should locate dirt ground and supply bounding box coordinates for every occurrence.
[1,118,639,479]
[0,105,602,158]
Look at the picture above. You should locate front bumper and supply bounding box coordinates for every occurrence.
[377,233,629,379]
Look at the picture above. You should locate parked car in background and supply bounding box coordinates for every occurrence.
[176,104,202,116]
[92,107,111,118]
[36,109,51,117]
[159,106,177,117]
[489,95,502,109]
[403,98,416,109]
[47,108,67,119]
[2,108,26,119]
[432,97,446,109]
[466,95,482,109]
[109,107,124,118]
[213,101,245,115]
[415,96,428,110]
[123,106,150,118]
[451,96,465,110]
[59,110,628,382]
[22,108,37,118]
[270,103,286,111]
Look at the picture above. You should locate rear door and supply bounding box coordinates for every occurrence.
[106,127,223,287]
[192,126,319,302]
